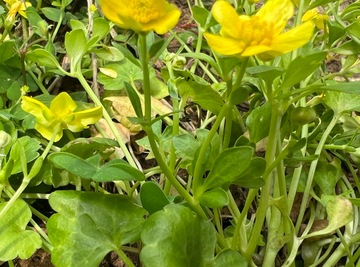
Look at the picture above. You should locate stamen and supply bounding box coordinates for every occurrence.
[128,0,164,24]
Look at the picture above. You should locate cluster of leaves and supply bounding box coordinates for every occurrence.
[1,0,360,267]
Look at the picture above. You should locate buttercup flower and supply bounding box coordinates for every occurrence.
[100,0,181,34]
[4,0,31,19]
[302,8,329,30]
[21,92,103,142]
[204,0,314,61]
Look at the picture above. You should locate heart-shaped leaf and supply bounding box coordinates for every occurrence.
[0,200,42,261]
[47,191,147,267]
[140,204,216,267]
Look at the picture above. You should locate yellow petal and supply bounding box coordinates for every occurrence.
[270,21,314,54]
[241,45,273,57]
[100,0,127,25]
[256,0,294,34]
[142,4,181,34]
[35,123,63,142]
[211,1,243,39]
[21,96,52,126]
[204,33,245,56]
[67,106,103,132]
[302,9,317,21]
[50,92,77,118]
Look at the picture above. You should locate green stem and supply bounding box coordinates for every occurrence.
[0,127,58,221]
[244,105,283,263]
[27,70,49,95]
[51,9,64,43]
[139,34,152,122]
[76,69,137,169]
[192,103,230,197]
[295,113,341,233]
[139,33,206,219]
[165,61,180,195]
[115,248,136,267]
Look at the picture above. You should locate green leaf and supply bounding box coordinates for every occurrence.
[41,7,62,21]
[0,200,42,261]
[192,6,209,28]
[199,188,229,208]
[302,196,353,240]
[328,21,346,47]
[94,46,124,62]
[177,79,224,115]
[61,137,117,159]
[48,152,98,179]
[112,42,142,69]
[10,136,40,174]
[181,52,220,75]
[140,204,216,267]
[70,19,86,31]
[322,81,360,94]
[92,161,145,182]
[65,29,87,71]
[26,49,62,69]
[281,52,327,89]
[214,249,247,267]
[332,40,359,55]
[98,60,142,90]
[232,157,266,188]
[202,147,254,191]
[92,17,110,40]
[149,39,166,59]
[246,102,272,142]
[0,40,16,64]
[324,90,360,114]
[48,191,147,267]
[246,65,284,85]
[6,82,21,101]
[140,182,171,214]
[124,82,143,118]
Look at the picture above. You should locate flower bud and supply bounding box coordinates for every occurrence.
[0,131,11,149]
[172,55,186,68]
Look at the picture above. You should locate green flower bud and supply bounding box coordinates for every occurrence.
[0,131,11,149]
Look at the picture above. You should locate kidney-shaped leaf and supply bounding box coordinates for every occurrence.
[47,191,147,267]
[141,204,216,267]
[0,200,42,261]
[140,181,171,215]
[202,146,254,191]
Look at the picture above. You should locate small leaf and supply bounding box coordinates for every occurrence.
[140,204,216,267]
[203,146,254,191]
[246,65,284,85]
[41,7,62,21]
[65,29,87,71]
[302,196,353,239]
[214,249,247,267]
[26,49,62,69]
[192,6,209,28]
[246,102,272,143]
[324,90,360,114]
[199,188,229,208]
[149,39,165,59]
[92,17,110,40]
[281,52,327,89]
[0,200,42,261]
[48,152,98,179]
[95,47,124,62]
[48,191,147,267]
[140,182,171,214]
[92,162,145,182]
[99,67,118,78]
[124,82,143,118]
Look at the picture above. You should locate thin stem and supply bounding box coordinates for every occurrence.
[139,34,152,122]
[244,105,283,263]
[115,248,136,267]
[76,69,137,169]
[51,9,64,43]
[295,113,341,233]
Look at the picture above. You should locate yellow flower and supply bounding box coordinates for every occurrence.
[302,8,329,30]
[21,92,103,142]
[4,0,31,19]
[100,0,181,34]
[204,0,314,61]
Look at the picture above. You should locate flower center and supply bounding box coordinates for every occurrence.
[128,0,162,24]
[242,17,275,47]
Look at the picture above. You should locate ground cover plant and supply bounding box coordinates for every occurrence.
[0,0,360,266]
